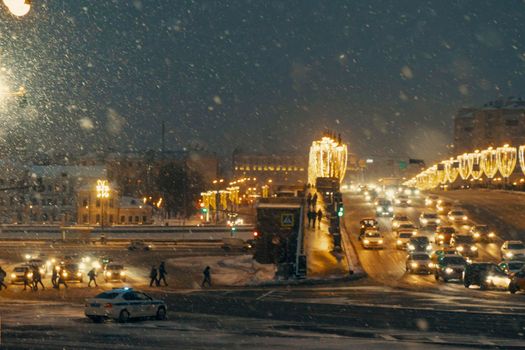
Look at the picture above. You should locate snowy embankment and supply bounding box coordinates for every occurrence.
[167,255,276,287]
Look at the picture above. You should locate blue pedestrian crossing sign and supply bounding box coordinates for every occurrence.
[281,213,294,227]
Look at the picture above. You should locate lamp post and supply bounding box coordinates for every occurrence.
[96,180,109,230]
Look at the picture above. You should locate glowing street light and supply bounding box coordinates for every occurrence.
[3,0,31,17]
[496,144,517,179]
[308,135,348,185]
[96,180,110,229]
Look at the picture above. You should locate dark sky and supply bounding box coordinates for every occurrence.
[0,1,524,162]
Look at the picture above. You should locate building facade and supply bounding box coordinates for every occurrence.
[453,98,525,154]
[232,151,307,187]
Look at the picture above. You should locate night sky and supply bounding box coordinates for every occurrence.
[0,1,524,162]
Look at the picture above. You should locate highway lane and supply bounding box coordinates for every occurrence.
[341,192,513,292]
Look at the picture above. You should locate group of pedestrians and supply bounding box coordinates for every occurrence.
[307,192,318,209]
[149,262,168,287]
[307,209,323,229]
[50,265,68,290]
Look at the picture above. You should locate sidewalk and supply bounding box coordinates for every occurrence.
[304,191,350,279]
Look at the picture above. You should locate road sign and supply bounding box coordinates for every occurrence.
[280,213,294,227]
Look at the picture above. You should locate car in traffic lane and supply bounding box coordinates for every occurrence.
[434,255,467,282]
[391,214,410,229]
[499,260,525,275]
[501,240,525,261]
[447,210,469,223]
[359,218,378,238]
[407,236,432,253]
[434,226,456,246]
[419,212,441,227]
[406,253,434,274]
[104,263,127,282]
[85,288,167,323]
[450,234,478,258]
[509,270,525,294]
[463,262,510,290]
[361,231,384,249]
[470,224,496,242]
[396,231,415,250]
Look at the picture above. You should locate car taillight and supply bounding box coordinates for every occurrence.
[104,303,112,308]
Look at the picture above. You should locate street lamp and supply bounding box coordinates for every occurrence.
[3,0,31,17]
[96,180,109,230]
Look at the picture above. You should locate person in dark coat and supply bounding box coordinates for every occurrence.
[311,211,317,229]
[158,262,168,286]
[307,210,312,228]
[51,266,58,288]
[23,269,33,291]
[149,266,158,287]
[0,266,7,290]
[33,267,45,290]
[202,266,211,288]
[317,209,323,229]
[56,270,68,290]
[306,193,312,208]
[312,193,318,208]
[88,268,98,287]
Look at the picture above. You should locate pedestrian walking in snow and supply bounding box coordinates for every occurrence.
[149,266,158,287]
[202,266,211,288]
[317,209,323,229]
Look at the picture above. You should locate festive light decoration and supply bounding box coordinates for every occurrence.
[308,134,348,185]
[481,147,498,179]
[445,158,460,183]
[519,145,525,176]
[496,144,517,178]
[436,162,447,184]
[457,153,472,180]
[468,150,484,180]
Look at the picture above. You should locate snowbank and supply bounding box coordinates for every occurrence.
[167,255,276,287]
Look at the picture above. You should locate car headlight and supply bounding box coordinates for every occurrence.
[378,239,384,244]
[62,272,68,277]
[11,273,16,278]
[361,225,365,228]
[463,216,468,221]
[471,246,478,251]
[106,272,112,277]
[486,275,493,283]
[436,219,441,224]
[77,272,82,277]
[363,239,370,244]
[407,199,412,204]
[473,233,480,238]
[438,234,444,240]
[388,206,394,212]
[79,263,85,270]
[395,199,400,204]
[376,206,383,212]
[421,219,428,224]
[456,246,464,252]
[426,244,432,251]
[412,231,417,235]
[120,271,125,276]
[397,239,402,245]
[27,272,33,278]
[411,262,418,268]
[92,262,101,269]
[445,267,453,274]
[408,244,415,250]
[488,232,495,238]
[428,262,434,268]
[39,268,45,274]
[25,254,31,260]
[415,189,420,195]
[506,252,513,258]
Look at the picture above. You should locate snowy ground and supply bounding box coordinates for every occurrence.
[167,255,276,288]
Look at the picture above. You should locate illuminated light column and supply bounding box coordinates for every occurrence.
[481,147,499,179]
[308,135,348,184]
[426,166,439,189]
[458,153,472,180]
[445,158,460,183]
[468,150,483,180]
[519,145,525,176]
[497,144,517,186]
[436,162,447,185]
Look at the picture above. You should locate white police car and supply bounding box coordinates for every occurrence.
[85,288,167,323]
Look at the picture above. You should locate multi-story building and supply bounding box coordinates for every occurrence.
[27,165,107,224]
[453,97,525,154]
[232,151,307,187]
[76,184,153,225]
